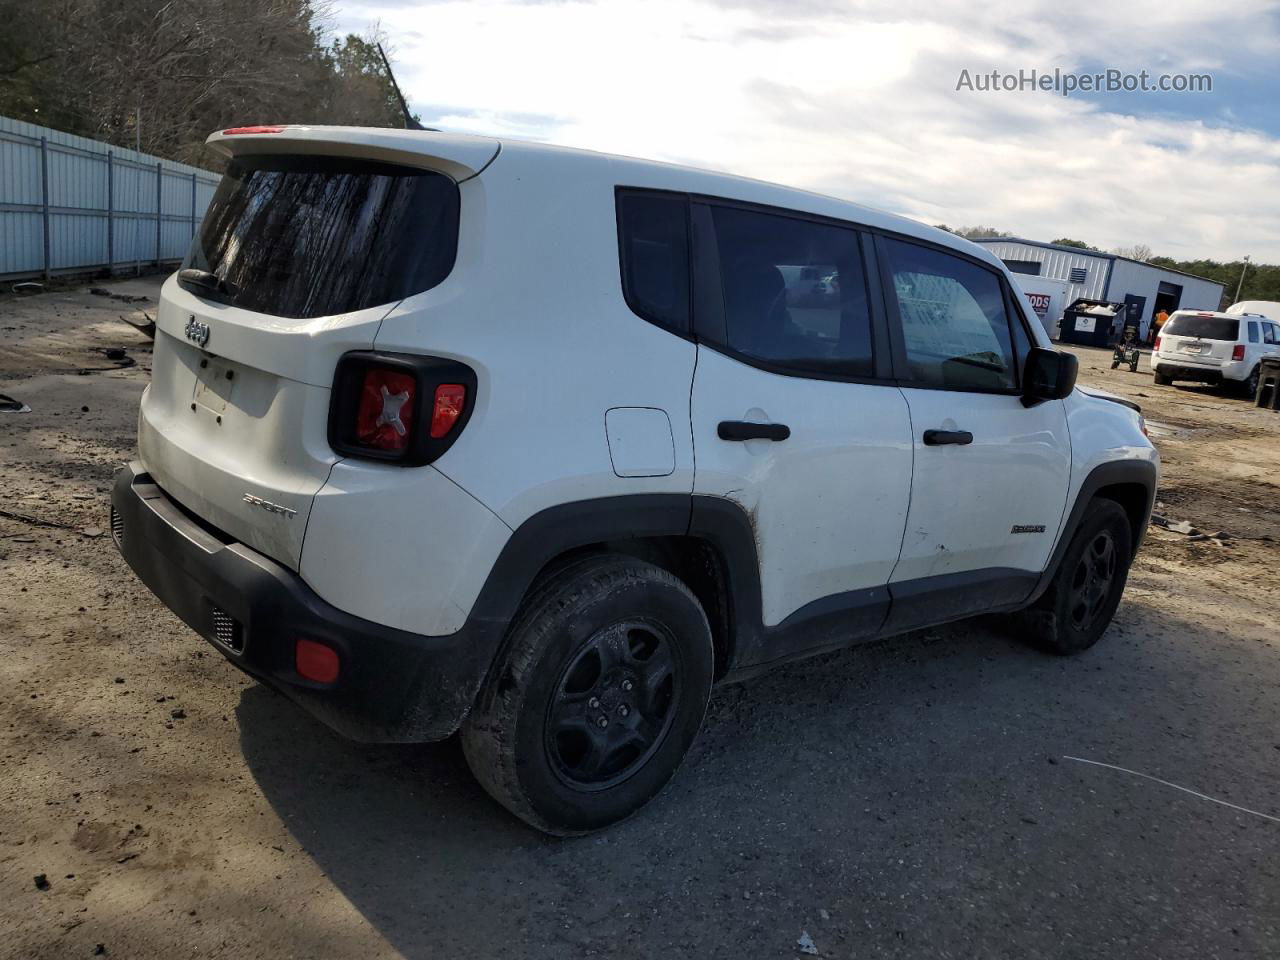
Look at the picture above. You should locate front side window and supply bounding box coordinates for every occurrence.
[184,155,460,320]
[709,205,873,377]
[881,238,1017,392]
[1266,323,1280,345]
[617,191,690,333]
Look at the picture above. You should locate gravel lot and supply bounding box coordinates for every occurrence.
[2,277,1279,959]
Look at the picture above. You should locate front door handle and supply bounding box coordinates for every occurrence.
[718,420,791,442]
[922,429,973,446]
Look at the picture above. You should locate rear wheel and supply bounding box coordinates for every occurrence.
[1243,366,1261,398]
[1016,499,1133,655]
[461,555,714,835]
[1153,372,1173,386]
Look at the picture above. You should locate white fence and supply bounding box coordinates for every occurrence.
[0,116,222,281]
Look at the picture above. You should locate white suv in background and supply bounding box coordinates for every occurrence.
[1152,309,1280,395]
[112,125,1158,834]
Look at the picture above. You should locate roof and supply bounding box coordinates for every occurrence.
[204,124,1005,273]
[970,237,1223,287]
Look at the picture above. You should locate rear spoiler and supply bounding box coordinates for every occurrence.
[205,126,500,182]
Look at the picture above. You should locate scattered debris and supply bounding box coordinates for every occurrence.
[94,944,107,956]
[1063,756,1280,824]
[118,312,157,339]
[797,931,819,955]
[0,393,31,414]
[90,288,149,304]
[12,281,43,295]
[170,708,186,719]
[34,874,50,891]
[0,508,76,530]
[818,908,831,921]
[81,526,104,538]
[116,853,138,864]
[1150,514,1273,543]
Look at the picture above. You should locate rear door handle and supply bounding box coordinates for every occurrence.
[718,420,791,442]
[922,429,973,446]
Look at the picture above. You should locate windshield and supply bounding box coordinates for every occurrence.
[1162,314,1239,341]
[182,154,459,319]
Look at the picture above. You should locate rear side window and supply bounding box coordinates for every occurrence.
[183,155,459,319]
[1248,320,1260,343]
[617,191,690,334]
[1162,314,1239,340]
[709,205,873,377]
[881,237,1016,392]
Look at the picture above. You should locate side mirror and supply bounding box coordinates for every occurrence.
[1022,347,1078,407]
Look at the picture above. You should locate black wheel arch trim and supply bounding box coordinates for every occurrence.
[1027,458,1157,605]
[471,459,1154,689]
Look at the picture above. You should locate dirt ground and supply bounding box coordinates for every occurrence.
[2,277,1279,959]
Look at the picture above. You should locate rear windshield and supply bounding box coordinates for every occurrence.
[1162,314,1238,341]
[182,155,459,319]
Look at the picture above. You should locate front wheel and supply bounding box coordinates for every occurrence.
[461,555,714,835]
[1110,359,1120,369]
[1017,499,1134,655]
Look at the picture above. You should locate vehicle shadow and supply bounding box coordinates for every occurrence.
[237,599,1280,960]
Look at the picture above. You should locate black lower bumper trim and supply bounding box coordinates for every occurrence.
[1156,364,1223,384]
[111,462,504,743]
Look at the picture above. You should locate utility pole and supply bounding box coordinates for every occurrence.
[1234,255,1250,303]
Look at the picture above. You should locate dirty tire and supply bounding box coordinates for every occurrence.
[461,554,714,836]
[1242,366,1260,399]
[1153,372,1173,386]
[1018,499,1134,656]
[1129,359,1139,372]
[1110,359,1120,369]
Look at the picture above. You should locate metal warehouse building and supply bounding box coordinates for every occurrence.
[972,238,1225,340]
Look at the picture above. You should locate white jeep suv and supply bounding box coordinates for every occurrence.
[112,125,1158,834]
[1152,309,1280,395]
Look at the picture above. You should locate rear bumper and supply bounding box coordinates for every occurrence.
[110,462,504,742]
[1152,356,1245,383]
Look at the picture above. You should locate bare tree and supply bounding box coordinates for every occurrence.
[0,0,405,166]
[1112,244,1153,262]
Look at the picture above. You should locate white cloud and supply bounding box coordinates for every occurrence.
[337,0,1280,260]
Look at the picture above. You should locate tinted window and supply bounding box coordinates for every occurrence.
[882,238,1016,391]
[1266,323,1280,346]
[710,206,873,377]
[1249,320,1260,343]
[1162,314,1239,341]
[183,155,459,319]
[1004,259,1042,276]
[617,191,690,333]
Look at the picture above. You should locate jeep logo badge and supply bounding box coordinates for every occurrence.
[185,315,210,347]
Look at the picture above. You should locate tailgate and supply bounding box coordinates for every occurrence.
[137,142,472,569]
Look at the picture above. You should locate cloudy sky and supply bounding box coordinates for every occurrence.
[334,0,1280,261]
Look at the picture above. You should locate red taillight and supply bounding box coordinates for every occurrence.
[1232,344,1246,361]
[1154,336,1162,352]
[222,125,285,135]
[355,368,416,451]
[295,638,339,684]
[330,352,474,465]
[430,384,466,438]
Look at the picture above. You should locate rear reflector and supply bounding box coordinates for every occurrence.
[355,368,417,451]
[223,125,285,135]
[295,638,339,684]
[1233,344,1246,361]
[430,384,466,438]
